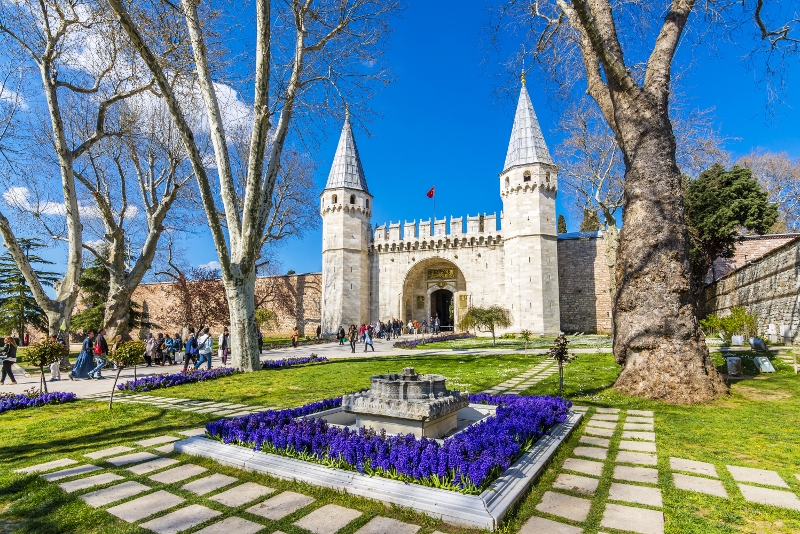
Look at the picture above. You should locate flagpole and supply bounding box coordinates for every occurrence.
[433,183,436,231]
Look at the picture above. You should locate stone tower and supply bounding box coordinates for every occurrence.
[320,111,372,335]
[499,76,561,334]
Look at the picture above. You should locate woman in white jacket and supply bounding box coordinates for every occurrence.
[194,328,214,370]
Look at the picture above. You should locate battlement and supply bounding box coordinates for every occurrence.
[372,213,503,252]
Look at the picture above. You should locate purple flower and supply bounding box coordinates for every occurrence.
[393,332,476,349]
[262,356,329,369]
[116,367,241,392]
[0,391,77,413]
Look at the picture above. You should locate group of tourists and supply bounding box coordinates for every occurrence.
[332,316,445,354]
[68,329,118,380]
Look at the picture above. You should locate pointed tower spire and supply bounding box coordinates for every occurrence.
[324,111,369,193]
[502,81,553,172]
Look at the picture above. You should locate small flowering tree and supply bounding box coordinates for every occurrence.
[459,306,512,346]
[23,340,68,394]
[107,340,145,409]
[550,334,575,396]
[520,329,532,356]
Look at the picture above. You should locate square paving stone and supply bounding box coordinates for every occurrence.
[563,458,604,477]
[137,435,180,447]
[617,451,657,465]
[209,482,274,507]
[127,458,179,475]
[574,446,609,461]
[628,410,654,416]
[738,484,800,511]
[614,465,659,484]
[139,504,222,534]
[626,417,655,424]
[584,427,614,437]
[727,466,789,488]
[293,504,363,534]
[620,440,657,453]
[84,446,135,460]
[246,491,316,520]
[596,407,620,413]
[193,516,264,534]
[536,491,592,522]
[579,436,610,448]
[608,482,663,507]
[518,516,582,534]
[673,473,728,498]
[155,444,175,454]
[592,413,620,421]
[181,474,238,495]
[81,481,150,508]
[588,420,617,429]
[623,423,655,431]
[670,458,718,478]
[106,452,160,466]
[106,490,184,522]
[42,464,101,481]
[796,474,800,482]
[16,458,77,474]
[59,472,125,493]
[149,464,208,484]
[353,516,420,534]
[178,428,207,437]
[553,473,600,495]
[571,405,589,412]
[622,431,656,441]
[601,503,664,534]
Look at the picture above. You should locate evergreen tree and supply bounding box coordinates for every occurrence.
[0,239,61,337]
[579,209,601,231]
[557,214,567,234]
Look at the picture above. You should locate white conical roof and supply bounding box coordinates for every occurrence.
[503,82,553,171]
[324,114,369,193]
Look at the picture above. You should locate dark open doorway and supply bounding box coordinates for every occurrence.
[431,289,454,330]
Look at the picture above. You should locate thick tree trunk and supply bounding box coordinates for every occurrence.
[224,268,260,372]
[104,283,135,341]
[603,223,619,335]
[612,122,727,404]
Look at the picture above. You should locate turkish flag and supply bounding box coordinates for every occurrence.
[426,187,435,198]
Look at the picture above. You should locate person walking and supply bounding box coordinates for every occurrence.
[316,324,321,340]
[89,328,109,379]
[164,334,175,365]
[194,328,213,370]
[47,334,62,381]
[0,336,18,385]
[183,330,199,371]
[348,324,357,353]
[144,332,156,367]
[69,331,95,380]
[218,327,229,365]
[291,327,299,348]
[363,326,374,352]
[257,328,263,354]
[338,326,345,345]
[172,333,183,364]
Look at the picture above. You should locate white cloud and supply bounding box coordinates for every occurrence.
[0,87,28,111]
[2,186,139,219]
[198,260,221,270]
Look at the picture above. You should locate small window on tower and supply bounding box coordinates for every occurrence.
[366,199,370,209]
[350,194,356,205]
[505,177,510,188]
[332,194,338,204]
[546,172,551,182]
[523,171,531,182]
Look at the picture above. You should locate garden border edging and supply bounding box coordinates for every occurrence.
[174,410,582,530]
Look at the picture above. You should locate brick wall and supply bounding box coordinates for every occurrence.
[557,235,613,333]
[707,234,799,284]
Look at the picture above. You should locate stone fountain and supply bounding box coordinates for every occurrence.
[341,367,470,438]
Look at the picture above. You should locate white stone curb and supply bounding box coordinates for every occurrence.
[174,411,583,530]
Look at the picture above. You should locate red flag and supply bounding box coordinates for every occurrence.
[426,187,435,198]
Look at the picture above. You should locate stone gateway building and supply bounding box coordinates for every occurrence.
[320,80,605,336]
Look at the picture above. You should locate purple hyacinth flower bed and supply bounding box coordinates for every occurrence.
[0,390,77,414]
[206,393,569,494]
[262,355,329,369]
[393,332,475,349]
[117,367,241,392]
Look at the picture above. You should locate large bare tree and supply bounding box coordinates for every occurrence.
[106,0,399,370]
[491,0,799,403]
[738,150,800,232]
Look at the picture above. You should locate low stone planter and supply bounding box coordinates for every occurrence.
[174,410,582,530]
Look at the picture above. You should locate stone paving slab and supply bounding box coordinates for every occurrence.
[601,503,664,534]
[192,516,264,534]
[139,504,222,534]
[536,490,592,522]
[738,484,800,511]
[41,464,101,481]
[179,428,207,437]
[195,407,223,413]
[619,440,657,453]
[670,458,718,478]
[673,473,728,498]
[628,410,654,416]
[353,516,420,534]
[16,458,78,474]
[596,408,620,413]
[149,464,208,484]
[608,482,663,507]
[553,473,600,495]
[293,504,363,534]
[584,427,614,437]
[518,516,582,534]
[623,423,655,431]
[81,481,150,508]
[587,420,617,429]
[621,431,656,442]
[246,491,316,520]
[181,474,238,495]
[137,435,181,447]
[570,405,590,412]
[626,417,655,424]
[563,458,604,477]
[727,466,789,488]
[796,474,800,482]
[209,482,274,507]
[106,452,160,466]
[127,458,180,475]
[614,465,659,484]
[573,446,608,461]
[106,490,184,522]
[579,436,610,448]
[154,444,176,454]
[84,446,135,460]
[591,414,620,421]
[617,451,657,466]
[59,472,125,493]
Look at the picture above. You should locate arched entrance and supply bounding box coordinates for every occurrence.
[430,288,454,330]
[401,258,467,329]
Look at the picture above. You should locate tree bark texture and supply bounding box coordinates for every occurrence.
[224,268,260,372]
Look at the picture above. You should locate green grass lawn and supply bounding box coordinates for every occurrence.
[407,334,612,350]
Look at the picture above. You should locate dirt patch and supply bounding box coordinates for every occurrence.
[735,385,791,401]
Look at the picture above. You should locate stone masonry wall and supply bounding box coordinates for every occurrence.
[557,235,613,334]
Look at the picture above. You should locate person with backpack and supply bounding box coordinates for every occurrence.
[194,328,214,370]
[0,336,18,385]
[163,334,175,365]
[183,330,199,371]
[89,328,109,379]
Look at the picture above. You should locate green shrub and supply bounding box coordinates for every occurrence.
[701,307,759,339]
